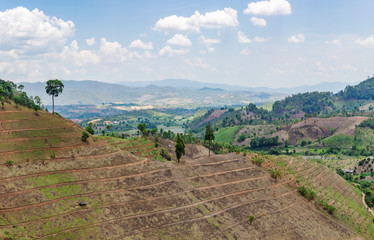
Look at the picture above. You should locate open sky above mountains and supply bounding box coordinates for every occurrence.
[1,0,374,88]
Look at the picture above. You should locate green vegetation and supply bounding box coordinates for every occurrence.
[298,185,316,200]
[250,136,280,148]
[175,133,185,162]
[204,124,215,157]
[249,215,254,225]
[81,131,89,141]
[45,79,64,114]
[215,126,242,144]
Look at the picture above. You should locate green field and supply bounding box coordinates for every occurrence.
[214,126,243,144]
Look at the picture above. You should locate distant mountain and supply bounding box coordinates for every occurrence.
[118,79,353,94]
[21,80,285,107]
[199,87,224,91]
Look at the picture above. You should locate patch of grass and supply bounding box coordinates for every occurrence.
[39,184,81,200]
[215,126,243,144]
[322,134,354,149]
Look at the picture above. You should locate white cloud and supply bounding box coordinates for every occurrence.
[166,34,192,46]
[199,35,220,53]
[86,37,96,46]
[244,0,292,16]
[154,8,238,33]
[129,39,153,50]
[237,31,251,43]
[159,45,189,56]
[355,35,374,46]
[288,34,304,43]
[61,40,100,66]
[253,36,270,42]
[240,48,251,55]
[99,38,131,62]
[250,17,267,27]
[199,35,220,45]
[325,39,341,46]
[0,6,75,54]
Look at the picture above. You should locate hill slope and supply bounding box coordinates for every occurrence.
[0,102,364,239]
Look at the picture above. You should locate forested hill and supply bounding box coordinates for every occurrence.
[338,77,374,100]
[189,77,374,132]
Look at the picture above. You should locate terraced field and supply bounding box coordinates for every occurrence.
[0,103,364,239]
[270,155,374,238]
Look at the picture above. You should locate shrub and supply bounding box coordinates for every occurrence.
[81,131,89,141]
[319,199,336,214]
[298,185,316,200]
[5,160,13,167]
[85,125,95,135]
[270,169,282,179]
[249,215,254,225]
[160,148,171,161]
[251,155,264,166]
[50,150,56,159]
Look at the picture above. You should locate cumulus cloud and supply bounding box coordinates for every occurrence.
[250,17,267,27]
[244,0,291,16]
[288,34,304,43]
[240,48,251,55]
[355,35,374,46]
[154,8,238,33]
[237,31,251,43]
[61,40,100,66]
[86,37,96,46]
[129,39,153,50]
[166,34,192,46]
[0,6,75,54]
[99,38,131,62]
[159,45,189,56]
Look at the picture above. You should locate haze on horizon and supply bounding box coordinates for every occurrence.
[0,0,373,88]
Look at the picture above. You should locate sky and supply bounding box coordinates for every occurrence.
[0,0,374,88]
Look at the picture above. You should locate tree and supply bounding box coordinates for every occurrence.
[85,123,95,135]
[106,124,112,131]
[205,124,215,157]
[34,96,42,107]
[45,79,64,114]
[81,131,89,141]
[137,123,147,137]
[175,133,185,163]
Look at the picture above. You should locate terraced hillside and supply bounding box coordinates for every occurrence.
[0,102,365,239]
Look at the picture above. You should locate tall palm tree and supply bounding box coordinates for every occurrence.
[45,79,64,114]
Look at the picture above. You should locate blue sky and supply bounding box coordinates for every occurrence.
[0,0,374,87]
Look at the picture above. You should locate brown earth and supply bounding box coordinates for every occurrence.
[0,103,364,239]
[267,116,368,145]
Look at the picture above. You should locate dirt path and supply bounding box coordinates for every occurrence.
[362,192,374,216]
[0,143,87,155]
[0,125,77,133]
[0,134,82,143]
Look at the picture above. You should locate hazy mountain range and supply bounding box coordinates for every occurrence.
[20,79,353,107]
[119,79,353,94]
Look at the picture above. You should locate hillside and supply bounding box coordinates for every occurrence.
[0,102,364,239]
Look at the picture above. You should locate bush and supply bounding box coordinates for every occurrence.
[298,185,316,200]
[5,160,13,167]
[249,215,254,225]
[50,150,56,159]
[270,169,282,179]
[81,131,89,141]
[319,199,336,214]
[160,148,171,161]
[251,155,264,166]
[85,125,95,135]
